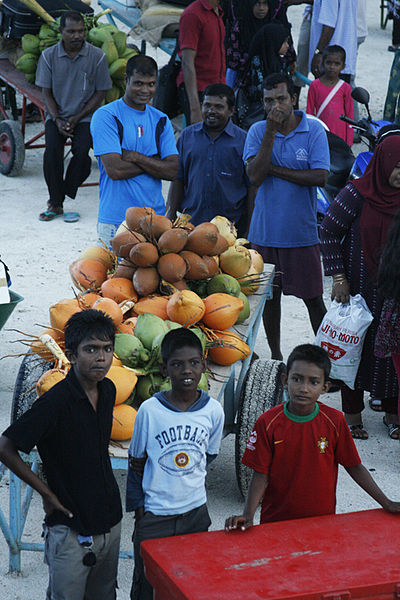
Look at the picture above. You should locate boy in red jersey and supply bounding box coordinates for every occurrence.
[226,344,400,530]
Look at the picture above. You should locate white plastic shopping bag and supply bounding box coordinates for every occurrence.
[315,294,373,389]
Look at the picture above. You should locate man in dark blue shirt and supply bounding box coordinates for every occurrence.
[167,83,253,236]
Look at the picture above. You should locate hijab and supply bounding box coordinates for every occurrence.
[247,22,288,75]
[352,135,400,276]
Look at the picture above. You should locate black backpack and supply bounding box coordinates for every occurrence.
[0,0,93,38]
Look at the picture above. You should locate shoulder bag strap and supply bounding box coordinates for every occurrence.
[316,79,345,119]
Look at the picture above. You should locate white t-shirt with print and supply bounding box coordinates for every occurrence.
[129,393,224,515]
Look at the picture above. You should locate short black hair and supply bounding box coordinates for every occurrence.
[263,72,295,97]
[161,328,203,364]
[322,44,346,64]
[64,309,115,355]
[60,11,84,30]
[126,55,157,79]
[203,83,235,110]
[286,344,331,381]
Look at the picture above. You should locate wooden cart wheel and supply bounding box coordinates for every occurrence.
[11,352,50,423]
[0,119,25,176]
[235,358,285,497]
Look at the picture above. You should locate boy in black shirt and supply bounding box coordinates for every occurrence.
[0,309,122,600]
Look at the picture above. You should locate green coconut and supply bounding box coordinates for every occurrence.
[105,85,120,103]
[21,34,40,56]
[15,53,38,75]
[102,40,119,66]
[134,314,168,350]
[207,273,241,297]
[190,327,207,355]
[235,291,250,324]
[114,333,149,368]
[165,320,182,332]
[112,30,127,56]
[136,373,165,403]
[88,27,113,47]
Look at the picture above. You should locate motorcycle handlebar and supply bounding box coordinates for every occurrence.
[339,114,359,126]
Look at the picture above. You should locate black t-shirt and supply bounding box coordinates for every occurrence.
[3,368,122,536]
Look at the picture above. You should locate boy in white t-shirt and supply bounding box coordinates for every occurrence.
[126,328,225,600]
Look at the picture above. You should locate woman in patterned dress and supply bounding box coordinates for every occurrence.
[320,135,400,439]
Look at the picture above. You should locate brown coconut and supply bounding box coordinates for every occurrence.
[202,255,219,278]
[184,222,219,256]
[129,242,159,267]
[114,259,136,280]
[138,214,173,240]
[125,206,155,231]
[158,228,188,254]
[111,231,146,258]
[180,251,209,280]
[157,253,187,282]
[133,267,160,296]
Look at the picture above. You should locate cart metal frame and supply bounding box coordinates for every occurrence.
[0,268,274,573]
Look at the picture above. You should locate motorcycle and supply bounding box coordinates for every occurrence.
[315,86,393,221]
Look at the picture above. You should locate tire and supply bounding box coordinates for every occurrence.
[11,352,51,423]
[0,119,25,176]
[235,358,286,497]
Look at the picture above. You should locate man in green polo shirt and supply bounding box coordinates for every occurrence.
[35,11,112,222]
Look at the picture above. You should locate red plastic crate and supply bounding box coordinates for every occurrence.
[141,509,400,600]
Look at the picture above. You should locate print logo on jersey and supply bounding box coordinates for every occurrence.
[246,430,257,451]
[295,148,308,162]
[158,443,203,476]
[174,452,189,468]
[317,437,328,453]
[137,125,143,138]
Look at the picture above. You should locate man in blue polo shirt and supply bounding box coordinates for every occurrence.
[167,83,251,236]
[91,55,178,247]
[244,73,329,360]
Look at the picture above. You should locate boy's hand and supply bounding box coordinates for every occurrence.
[382,500,400,513]
[42,492,73,519]
[129,455,147,476]
[225,515,253,531]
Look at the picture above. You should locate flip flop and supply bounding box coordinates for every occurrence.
[63,212,80,223]
[383,416,400,440]
[348,424,369,440]
[369,397,383,412]
[39,210,63,222]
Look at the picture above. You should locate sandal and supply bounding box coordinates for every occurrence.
[369,397,383,412]
[348,424,369,440]
[383,417,400,440]
[39,205,63,222]
[63,212,80,223]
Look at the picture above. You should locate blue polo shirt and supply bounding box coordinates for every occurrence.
[243,111,329,248]
[91,99,178,226]
[177,119,249,227]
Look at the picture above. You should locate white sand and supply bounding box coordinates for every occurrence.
[0,1,399,597]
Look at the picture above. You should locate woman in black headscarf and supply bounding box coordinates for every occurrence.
[223,0,295,88]
[234,22,289,129]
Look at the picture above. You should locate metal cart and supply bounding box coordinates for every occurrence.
[0,265,285,573]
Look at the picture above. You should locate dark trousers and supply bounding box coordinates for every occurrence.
[393,15,400,46]
[131,504,211,600]
[341,385,398,415]
[43,120,92,208]
[178,84,204,126]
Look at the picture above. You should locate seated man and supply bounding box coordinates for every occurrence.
[167,83,252,237]
[90,54,178,248]
[36,10,111,222]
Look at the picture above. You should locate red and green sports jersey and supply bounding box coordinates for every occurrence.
[242,401,361,524]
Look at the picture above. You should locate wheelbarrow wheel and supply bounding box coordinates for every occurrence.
[235,358,285,497]
[0,119,25,176]
[11,352,52,423]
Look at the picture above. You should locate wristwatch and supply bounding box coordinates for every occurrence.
[314,48,322,56]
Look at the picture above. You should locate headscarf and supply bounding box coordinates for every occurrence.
[352,135,400,276]
[247,22,288,76]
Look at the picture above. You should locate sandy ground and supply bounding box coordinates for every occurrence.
[0,1,399,597]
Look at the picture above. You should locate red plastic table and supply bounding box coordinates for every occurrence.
[142,509,400,600]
